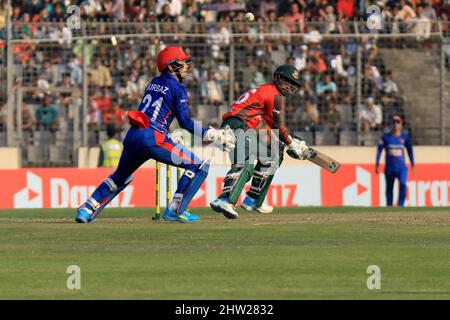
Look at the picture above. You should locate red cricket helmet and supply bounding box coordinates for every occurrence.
[156,46,191,72]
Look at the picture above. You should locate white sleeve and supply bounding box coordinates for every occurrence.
[375,106,383,124]
[392,81,398,93]
[335,55,347,77]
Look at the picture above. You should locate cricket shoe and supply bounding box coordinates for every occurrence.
[210,198,238,219]
[163,209,200,223]
[75,205,96,223]
[241,196,273,214]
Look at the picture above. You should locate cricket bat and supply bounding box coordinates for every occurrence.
[289,135,341,174]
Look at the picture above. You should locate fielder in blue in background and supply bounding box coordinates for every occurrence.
[76,46,235,223]
[375,115,415,207]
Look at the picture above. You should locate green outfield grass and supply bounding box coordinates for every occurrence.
[1,207,450,299]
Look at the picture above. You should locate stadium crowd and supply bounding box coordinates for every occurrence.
[0,0,449,159]
[3,0,450,24]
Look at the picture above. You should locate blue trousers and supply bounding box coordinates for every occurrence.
[90,127,202,205]
[385,166,408,207]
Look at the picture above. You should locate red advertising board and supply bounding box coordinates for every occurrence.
[321,164,450,206]
[0,168,208,209]
[0,164,448,209]
[0,168,155,209]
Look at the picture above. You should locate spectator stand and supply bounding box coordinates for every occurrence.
[15,86,80,167]
[1,1,448,166]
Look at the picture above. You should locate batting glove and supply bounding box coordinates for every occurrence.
[287,138,309,160]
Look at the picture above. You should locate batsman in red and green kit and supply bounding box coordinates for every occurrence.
[210,64,310,219]
[75,46,235,223]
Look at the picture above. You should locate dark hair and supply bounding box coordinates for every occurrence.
[106,125,116,139]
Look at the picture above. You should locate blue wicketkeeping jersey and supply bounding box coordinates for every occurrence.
[138,72,205,136]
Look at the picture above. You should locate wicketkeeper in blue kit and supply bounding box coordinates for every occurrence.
[375,115,415,207]
[76,46,235,223]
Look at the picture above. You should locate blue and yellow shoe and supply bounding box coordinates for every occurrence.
[75,205,96,223]
[162,208,200,223]
[182,211,200,222]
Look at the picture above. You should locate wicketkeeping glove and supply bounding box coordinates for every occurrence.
[204,126,236,152]
[168,130,184,145]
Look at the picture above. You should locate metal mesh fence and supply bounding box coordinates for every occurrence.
[1,20,448,166]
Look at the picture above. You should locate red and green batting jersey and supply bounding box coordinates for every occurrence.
[223,83,291,144]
